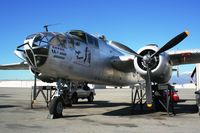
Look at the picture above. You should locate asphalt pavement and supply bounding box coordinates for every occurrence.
[0,87,199,133]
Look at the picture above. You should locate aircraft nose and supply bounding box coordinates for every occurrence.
[25,45,49,68]
[19,32,66,68]
[22,33,50,68]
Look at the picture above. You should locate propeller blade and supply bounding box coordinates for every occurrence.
[110,41,143,58]
[145,64,153,107]
[152,31,189,57]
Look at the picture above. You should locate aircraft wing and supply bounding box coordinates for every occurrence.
[111,55,136,73]
[167,49,200,66]
[0,62,29,70]
[111,49,200,72]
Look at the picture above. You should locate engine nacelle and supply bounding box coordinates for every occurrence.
[134,45,172,83]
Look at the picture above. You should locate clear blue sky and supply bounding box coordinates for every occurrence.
[0,0,199,80]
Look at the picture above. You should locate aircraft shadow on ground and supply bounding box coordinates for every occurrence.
[71,101,156,116]
[71,100,198,116]
[173,104,198,114]
[71,101,131,109]
[103,105,157,116]
[103,103,198,116]
[0,105,19,109]
[62,114,87,119]
[0,94,11,98]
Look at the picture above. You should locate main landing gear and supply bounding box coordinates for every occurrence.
[48,79,72,119]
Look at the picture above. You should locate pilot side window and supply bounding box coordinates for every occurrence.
[88,35,94,44]
[49,37,60,46]
[49,35,66,48]
[94,38,99,48]
[87,35,99,48]
[69,31,86,43]
[67,36,74,48]
[57,35,66,47]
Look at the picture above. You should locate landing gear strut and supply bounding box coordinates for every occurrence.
[48,79,72,119]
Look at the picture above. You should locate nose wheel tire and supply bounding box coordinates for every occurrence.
[49,97,63,119]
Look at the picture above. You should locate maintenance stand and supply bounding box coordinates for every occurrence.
[30,86,56,108]
[132,83,175,116]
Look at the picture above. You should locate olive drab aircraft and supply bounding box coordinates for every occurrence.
[1,27,200,118]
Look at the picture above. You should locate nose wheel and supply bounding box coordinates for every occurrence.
[49,96,64,119]
[48,79,72,119]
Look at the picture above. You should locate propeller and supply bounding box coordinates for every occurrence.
[111,31,189,107]
[110,41,143,58]
[145,63,153,107]
[143,31,189,107]
[151,31,189,57]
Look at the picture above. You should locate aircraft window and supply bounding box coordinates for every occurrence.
[87,35,94,44]
[87,35,99,48]
[34,35,43,42]
[39,36,49,46]
[33,34,49,47]
[32,33,66,48]
[26,34,36,40]
[57,34,66,47]
[49,37,60,46]
[94,39,99,48]
[45,34,54,42]
[47,34,66,47]
[69,31,86,43]
[67,36,74,48]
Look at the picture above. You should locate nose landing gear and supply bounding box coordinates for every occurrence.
[48,79,72,119]
[49,96,64,118]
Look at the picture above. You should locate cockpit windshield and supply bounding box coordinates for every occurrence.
[30,32,66,47]
[26,34,37,40]
[69,30,86,43]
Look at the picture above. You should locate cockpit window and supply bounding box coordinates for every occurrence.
[67,35,74,48]
[32,33,66,48]
[87,34,99,48]
[49,36,60,46]
[26,34,37,40]
[69,30,86,43]
[57,34,66,46]
[49,34,66,47]
[33,33,52,47]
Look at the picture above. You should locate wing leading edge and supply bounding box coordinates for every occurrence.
[0,62,29,70]
[111,55,135,73]
[168,49,200,66]
[111,49,200,73]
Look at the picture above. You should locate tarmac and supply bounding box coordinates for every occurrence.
[0,87,199,133]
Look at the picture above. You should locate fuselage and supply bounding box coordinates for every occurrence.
[22,30,143,86]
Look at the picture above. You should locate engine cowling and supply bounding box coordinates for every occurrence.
[134,44,172,83]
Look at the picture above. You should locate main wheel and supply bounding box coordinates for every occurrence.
[49,97,64,118]
[88,93,94,102]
